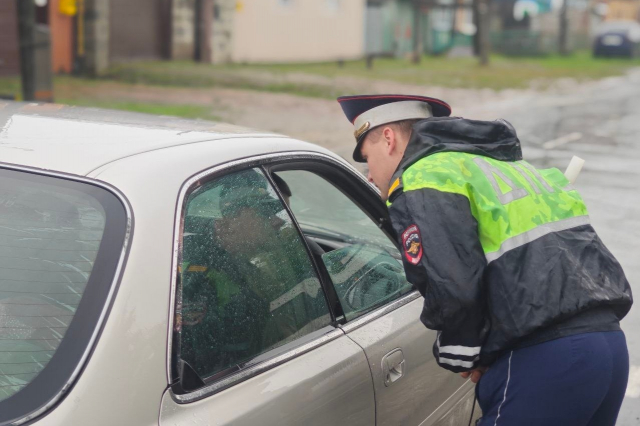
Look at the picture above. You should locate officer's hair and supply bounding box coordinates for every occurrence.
[368,119,420,142]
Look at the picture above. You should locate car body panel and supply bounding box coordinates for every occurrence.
[0,103,276,176]
[343,296,473,426]
[159,334,376,426]
[87,136,342,185]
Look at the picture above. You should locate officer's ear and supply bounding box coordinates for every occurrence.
[382,126,398,156]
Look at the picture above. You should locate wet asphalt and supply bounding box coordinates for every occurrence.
[490,69,640,425]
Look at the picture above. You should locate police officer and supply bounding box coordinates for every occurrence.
[338,94,633,425]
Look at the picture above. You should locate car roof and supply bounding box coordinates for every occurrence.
[0,102,287,176]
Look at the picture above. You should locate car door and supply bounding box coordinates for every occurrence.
[268,154,477,426]
[159,162,375,426]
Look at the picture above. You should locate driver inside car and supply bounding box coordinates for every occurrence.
[180,169,327,377]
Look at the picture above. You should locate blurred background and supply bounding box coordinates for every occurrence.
[2,0,640,127]
[1,0,640,424]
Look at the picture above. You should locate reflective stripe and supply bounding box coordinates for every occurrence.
[485,215,590,263]
[495,351,514,426]
[437,335,482,357]
[438,356,479,368]
[439,345,481,357]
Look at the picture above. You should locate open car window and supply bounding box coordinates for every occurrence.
[274,170,413,321]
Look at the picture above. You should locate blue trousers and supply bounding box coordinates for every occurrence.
[477,331,629,426]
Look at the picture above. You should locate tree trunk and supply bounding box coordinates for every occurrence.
[559,0,569,55]
[476,0,490,65]
[412,0,423,63]
[16,0,36,101]
[472,0,480,56]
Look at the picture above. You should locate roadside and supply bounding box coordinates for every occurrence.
[104,51,640,96]
[2,53,640,154]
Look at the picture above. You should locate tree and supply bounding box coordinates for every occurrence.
[16,0,36,101]
[475,0,491,65]
[559,0,570,55]
[413,0,424,63]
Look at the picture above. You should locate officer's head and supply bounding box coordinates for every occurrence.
[337,95,451,200]
[359,120,418,200]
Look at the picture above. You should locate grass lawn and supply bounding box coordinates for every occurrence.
[55,98,221,121]
[103,51,640,96]
[0,75,221,121]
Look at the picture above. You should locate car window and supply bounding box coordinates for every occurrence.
[176,168,331,383]
[0,176,105,400]
[0,168,128,422]
[275,170,413,321]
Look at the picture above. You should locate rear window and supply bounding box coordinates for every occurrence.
[0,168,129,424]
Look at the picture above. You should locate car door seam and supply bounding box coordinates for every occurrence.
[345,333,379,426]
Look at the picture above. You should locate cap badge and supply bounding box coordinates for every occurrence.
[354,121,370,141]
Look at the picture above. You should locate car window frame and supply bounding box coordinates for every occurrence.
[168,151,422,403]
[168,153,347,404]
[264,159,420,325]
[0,163,133,426]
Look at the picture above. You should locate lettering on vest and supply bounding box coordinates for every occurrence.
[473,158,554,205]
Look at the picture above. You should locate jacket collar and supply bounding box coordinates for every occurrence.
[396,117,523,175]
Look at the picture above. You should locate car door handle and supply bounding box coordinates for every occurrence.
[382,348,405,387]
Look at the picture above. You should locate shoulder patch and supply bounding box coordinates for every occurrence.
[401,224,423,265]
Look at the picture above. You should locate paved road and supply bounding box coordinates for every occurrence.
[459,69,640,425]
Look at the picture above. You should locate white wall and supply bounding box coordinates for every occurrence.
[231,0,366,63]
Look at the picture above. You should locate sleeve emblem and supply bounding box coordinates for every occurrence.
[402,224,423,265]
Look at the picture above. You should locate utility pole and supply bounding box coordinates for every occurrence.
[475,0,491,65]
[83,0,110,76]
[559,0,570,55]
[16,0,36,101]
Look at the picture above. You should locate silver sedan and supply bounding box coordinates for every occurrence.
[0,103,477,426]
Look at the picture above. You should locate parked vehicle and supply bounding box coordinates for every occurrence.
[593,20,640,58]
[0,103,477,426]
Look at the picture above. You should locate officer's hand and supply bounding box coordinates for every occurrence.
[460,367,487,383]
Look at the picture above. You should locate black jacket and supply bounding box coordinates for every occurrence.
[387,117,633,372]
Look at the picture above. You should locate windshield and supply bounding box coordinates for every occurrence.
[0,168,128,424]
